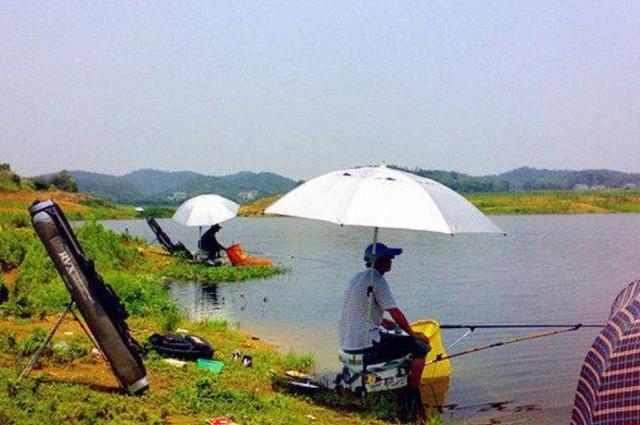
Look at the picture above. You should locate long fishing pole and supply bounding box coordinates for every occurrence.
[440,323,604,330]
[244,249,345,265]
[426,325,585,366]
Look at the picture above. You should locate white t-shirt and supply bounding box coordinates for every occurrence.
[338,268,398,351]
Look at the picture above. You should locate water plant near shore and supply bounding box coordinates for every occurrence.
[164,261,288,284]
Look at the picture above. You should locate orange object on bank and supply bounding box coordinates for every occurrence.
[225,244,271,267]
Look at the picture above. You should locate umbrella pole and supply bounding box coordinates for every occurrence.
[362,227,379,392]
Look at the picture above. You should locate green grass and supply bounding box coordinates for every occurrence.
[4,222,176,321]
[0,370,166,425]
[0,228,32,271]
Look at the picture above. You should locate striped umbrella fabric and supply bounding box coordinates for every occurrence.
[571,279,640,425]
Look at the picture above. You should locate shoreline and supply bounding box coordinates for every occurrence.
[0,191,403,424]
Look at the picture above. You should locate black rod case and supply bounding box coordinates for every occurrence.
[29,200,149,394]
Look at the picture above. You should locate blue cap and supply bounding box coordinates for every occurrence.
[364,243,403,262]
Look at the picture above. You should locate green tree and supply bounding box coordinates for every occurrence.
[50,170,78,192]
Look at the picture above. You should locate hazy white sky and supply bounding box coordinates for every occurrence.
[1,1,639,180]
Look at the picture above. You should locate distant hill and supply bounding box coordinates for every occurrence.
[62,165,640,206]
[120,169,202,195]
[393,166,640,193]
[68,169,298,205]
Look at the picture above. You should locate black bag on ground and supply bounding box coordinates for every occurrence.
[148,333,214,361]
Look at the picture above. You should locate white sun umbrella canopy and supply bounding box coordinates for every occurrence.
[265,165,504,235]
[172,194,240,228]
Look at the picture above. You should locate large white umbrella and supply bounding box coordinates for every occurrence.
[172,194,240,233]
[265,164,504,237]
[266,164,503,364]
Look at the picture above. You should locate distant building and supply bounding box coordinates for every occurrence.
[167,191,188,202]
[238,190,259,201]
[573,184,610,191]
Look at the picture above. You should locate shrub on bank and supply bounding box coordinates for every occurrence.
[0,274,7,304]
[105,271,182,331]
[0,228,31,271]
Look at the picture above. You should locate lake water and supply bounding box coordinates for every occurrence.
[102,214,640,424]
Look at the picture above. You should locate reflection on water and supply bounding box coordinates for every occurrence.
[422,377,451,409]
[167,280,274,323]
[102,214,640,424]
[168,282,229,321]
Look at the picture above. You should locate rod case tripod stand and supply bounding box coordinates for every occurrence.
[25,200,148,394]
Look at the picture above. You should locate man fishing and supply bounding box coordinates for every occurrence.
[199,224,225,261]
[338,243,430,398]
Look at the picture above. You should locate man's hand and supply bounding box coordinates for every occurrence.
[388,307,427,340]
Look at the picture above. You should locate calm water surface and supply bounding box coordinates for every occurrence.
[103,214,640,424]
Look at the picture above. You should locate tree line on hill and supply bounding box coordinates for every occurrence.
[0,164,77,193]
[66,169,300,205]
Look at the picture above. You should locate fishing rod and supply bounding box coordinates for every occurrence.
[426,325,585,366]
[440,323,604,330]
[244,249,346,265]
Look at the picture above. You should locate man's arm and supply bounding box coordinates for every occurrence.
[387,307,429,343]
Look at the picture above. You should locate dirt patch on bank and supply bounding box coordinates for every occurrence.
[0,191,92,214]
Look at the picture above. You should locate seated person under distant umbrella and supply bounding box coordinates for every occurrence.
[199,224,225,260]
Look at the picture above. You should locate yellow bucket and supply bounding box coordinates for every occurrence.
[410,319,452,380]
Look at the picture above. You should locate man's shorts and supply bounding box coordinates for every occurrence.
[364,332,430,364]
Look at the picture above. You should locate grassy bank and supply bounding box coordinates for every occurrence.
[466,190,640,214]
[0,193,418,424]
[0,191,138,222]
[238,195,281,217]
[241,190,640,216]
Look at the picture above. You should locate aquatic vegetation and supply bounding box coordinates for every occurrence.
[164,261,288,284]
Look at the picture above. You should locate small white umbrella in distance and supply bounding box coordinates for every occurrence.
[172,194,240,228]
[265,164,504,235]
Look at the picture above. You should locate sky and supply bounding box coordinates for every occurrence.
[1,1,639,180]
